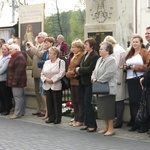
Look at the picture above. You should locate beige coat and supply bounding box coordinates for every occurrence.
[27,43,45,78]
[41,58,65,91]
[113,44,126,101]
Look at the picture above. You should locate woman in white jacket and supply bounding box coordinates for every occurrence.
[41,46,65,124]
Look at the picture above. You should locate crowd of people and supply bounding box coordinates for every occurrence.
[0,26,150,137]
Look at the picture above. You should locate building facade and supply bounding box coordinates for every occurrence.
[85,0,150,50]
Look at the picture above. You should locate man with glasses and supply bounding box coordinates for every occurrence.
[26,32,48,117]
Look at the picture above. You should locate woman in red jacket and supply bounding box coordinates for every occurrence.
[7,44,27,119]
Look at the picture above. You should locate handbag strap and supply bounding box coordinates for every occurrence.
[134,71,138,78]
[141,90,146,105]
[59,60,61,69]
[134,71,141,79]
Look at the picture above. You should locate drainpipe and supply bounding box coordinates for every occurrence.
[12,0,15,23]
[134,0,137,34]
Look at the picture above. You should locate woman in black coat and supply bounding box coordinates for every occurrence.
[75,38,99,132]
[140,64,150,134]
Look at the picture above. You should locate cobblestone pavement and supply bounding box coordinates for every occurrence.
[0,108,150,150]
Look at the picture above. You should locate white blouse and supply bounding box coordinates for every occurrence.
[126,54,144,79]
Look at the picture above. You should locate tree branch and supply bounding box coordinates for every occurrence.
[55,0,63,35]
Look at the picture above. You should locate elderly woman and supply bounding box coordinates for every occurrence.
[124,35,149,132]
[41,46,65,124]
[66,39,84,127]
[103,36,126,128]
[7,44,27,119]
[91,41,117,136]
[75,38,99,132]
[0,44,12,115]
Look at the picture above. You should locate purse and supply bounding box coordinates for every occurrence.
[59,60,70,90]
[92,82,109,95]
[61,76,70,90]
[135,91,149,126]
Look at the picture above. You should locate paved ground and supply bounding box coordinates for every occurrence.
[0,108,150,150]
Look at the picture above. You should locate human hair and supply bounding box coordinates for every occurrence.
[71,39,84,51]
[2,44,10,50]
[38,32,48,38]
[125,34,145,60]
[100,41,113,55]
[9,43,20,51]
[49,46,60,58]
[44,37,55,46]
[103,35,117,45]
[7,38,14,45]
[0,38,6,44]
[84,38,96,50]
[57,34,64,41]
[146,26,150,30]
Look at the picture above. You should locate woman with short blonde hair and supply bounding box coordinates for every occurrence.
[66,39,84,127]
[41,46,65,124]
[104,35,126,129]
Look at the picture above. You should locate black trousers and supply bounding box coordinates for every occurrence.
[0,81,12,113]
[46,89,62,122]
[80,84,97,128]
[115,100,125,124]
[127,77,146,129]
[70,85,84,122]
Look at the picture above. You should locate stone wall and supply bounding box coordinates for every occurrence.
[85,0,134,49]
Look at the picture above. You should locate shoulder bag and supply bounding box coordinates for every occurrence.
[59,60,70,90]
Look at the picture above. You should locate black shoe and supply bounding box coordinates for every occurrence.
[138,129,148,133]
[147,130,150,135]
[80,126,88,130]
[1,111,10,116]
[54,121,61,124]
[87,127,97,133]
[114,123,123,129]
[128,127,137,131]
[45,120,54,123]
[0,110,4,113]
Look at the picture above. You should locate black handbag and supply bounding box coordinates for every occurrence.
[135,91,149,126]
[59,60,70,90]
[92,82,109,95]
[61,76,70,90]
